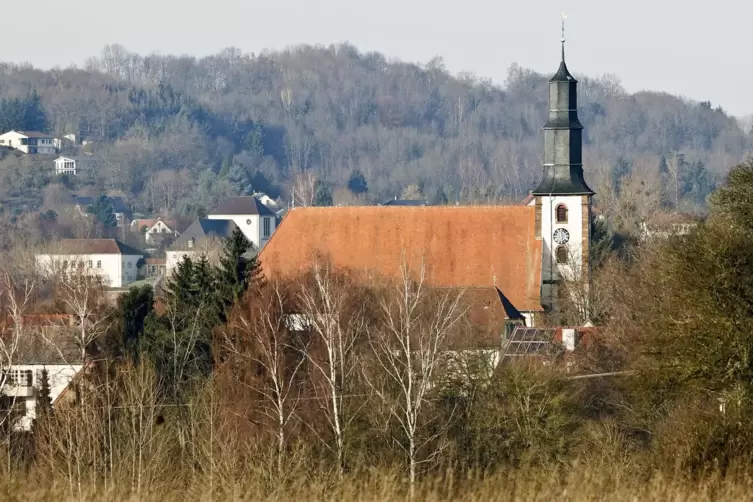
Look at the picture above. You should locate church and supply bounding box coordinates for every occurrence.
[259,39,593,337]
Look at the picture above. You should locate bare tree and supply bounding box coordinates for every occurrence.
[291,170,317,208]
[366,259,466,497]
[56,271,113,362]
[0,266,35,429]
[224,282,305,477]
[296,263,366,478]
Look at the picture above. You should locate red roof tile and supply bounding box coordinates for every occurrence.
[259,206,543,312]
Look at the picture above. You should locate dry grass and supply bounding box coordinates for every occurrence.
[2,468,753,502]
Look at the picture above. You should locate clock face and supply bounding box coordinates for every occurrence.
[553,228,570,245]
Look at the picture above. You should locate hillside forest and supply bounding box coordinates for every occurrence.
[0,43,751,248]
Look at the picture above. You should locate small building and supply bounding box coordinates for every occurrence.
[36,239,144,288]
[54,156,79,175]
[141,258,166,278]
[1,314,85,430]
[166,219,239,277]
[207,196,278,251]
[131,217,180,244]
[0,130,60,154]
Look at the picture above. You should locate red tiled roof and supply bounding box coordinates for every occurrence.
[259,206,543,312]
[52,239,142,255]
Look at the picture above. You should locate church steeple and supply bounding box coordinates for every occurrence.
[532,21,593,196]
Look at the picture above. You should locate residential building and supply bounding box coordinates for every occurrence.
[54,156,79,175]
[259,38,594,339]
[207,196,278,250]
[0,130,60,154]
[166,219,239,277]
[1,314,85,431]
[131,217,180,244]
[73,196,131,227]
[36,239,144,288]
[141,258,166,278]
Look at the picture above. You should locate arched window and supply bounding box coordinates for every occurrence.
[556,246,569,264]
[555,204,568,223]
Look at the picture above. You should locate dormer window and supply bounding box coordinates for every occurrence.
[556,204,568,223]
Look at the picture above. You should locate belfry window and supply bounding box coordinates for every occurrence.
[555,204,568,223]
[556,246,569,264]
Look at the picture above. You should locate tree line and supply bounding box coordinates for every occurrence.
[0,43,750,228]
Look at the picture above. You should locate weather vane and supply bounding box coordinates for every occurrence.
[561,13,568,60]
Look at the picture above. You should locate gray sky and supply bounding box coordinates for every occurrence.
[4,0,750,116]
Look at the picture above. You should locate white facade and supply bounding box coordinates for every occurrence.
[165,239,224,278]
[207,213,276,250]
[534,194,591,313]
[5,364,83,430]
[36,252,143,288]
[0,130,59,154]
[144,219,178,243]
[54,156,77,175]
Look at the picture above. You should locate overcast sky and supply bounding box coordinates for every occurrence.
[3,0,750,116]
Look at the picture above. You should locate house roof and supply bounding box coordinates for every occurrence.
[211,196,277,217]
[1,315,82,365]
[172,219,239,249]
[16,130,56,139]
[132,217,176,231]
[503,327,557,357]
[380,199,429,206]
[259,206,543,312]
[53,239,143,255]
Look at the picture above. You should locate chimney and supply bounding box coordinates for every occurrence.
[562,328,577,351]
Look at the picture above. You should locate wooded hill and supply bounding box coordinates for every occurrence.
[0,43,750,218]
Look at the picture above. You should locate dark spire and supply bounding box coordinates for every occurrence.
[531,23,593,196]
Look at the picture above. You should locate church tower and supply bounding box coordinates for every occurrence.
[532,23,594,317]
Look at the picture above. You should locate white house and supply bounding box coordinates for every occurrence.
[207,196,278,251]
[54,156,78,175]
[165,220,238,277]
[0,130,60,154]
[36,239,144,288]
[131,217,180,244]
[2,314,85,431]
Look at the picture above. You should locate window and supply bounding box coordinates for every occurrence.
[555,204,568,223]
[8,369,33,386]
[556,246,569,264]
[188,238,195,249]
[263,217,271,238]
[96,260,101,268]
[127,261,132,268]
[88,260,93,268]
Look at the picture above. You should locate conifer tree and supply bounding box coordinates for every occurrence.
[216,227,263,319]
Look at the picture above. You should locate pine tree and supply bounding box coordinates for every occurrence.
[215,227,263,320]
[347,170,368,194]
[313,180,333,206]
[87,195,117,228]
[31,368,53,437]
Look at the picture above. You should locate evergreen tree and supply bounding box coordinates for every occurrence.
[22,89,47,132]
[87,195,117,228]
[118,285,154,357]
[611,156,631,195]
[313,180,333,206]
[347,170,368,194]
[31,368,53,437]
[215,228,262,316]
